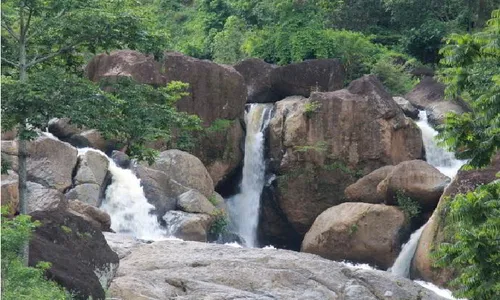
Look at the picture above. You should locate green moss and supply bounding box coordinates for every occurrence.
[208,193,219,206]
[60,225,72,234]
[303,101,321,118]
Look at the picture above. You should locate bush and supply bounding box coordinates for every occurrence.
[432,181,500,300]
[396,190,421,219]
[209,209,229,236]
[1,208,70,300]
[371,55,418,95]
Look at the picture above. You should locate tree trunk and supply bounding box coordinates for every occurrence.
[18,2,30,266]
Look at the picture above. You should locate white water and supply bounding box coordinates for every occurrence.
[415,110,466,178]
[389,223,427,277]
[78,148,168,241]
[227,104,273,248]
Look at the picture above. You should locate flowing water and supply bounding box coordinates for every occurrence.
[78,148,168,241]
[389,110,466,284]
[227,104,274,248]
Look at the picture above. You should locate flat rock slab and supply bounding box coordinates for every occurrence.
[109,240,447,300]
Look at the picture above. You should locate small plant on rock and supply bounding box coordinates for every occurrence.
[209,209,229,236]
[396,190,421,219]
[304,101,321,118]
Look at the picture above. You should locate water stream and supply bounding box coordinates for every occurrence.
[227,104,274,247]
[389,110,466,279]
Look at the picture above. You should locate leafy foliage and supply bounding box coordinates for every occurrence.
[395,190,422,219]
[209,209,229,236]
[437,10,500,168]
[1,208,69,300]
[371,54,418,95]
[433,181,500,299]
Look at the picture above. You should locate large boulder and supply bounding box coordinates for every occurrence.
[29,209,119,300]
[404,77,469,126]
[344,166,395,204]
[270,59,345,98]
[85,50,247,125]
[48,118,82,139]
[67,200,112,232]
[162,210,212,242]
[234,58,279,103]
[393,96,419,119]
[27,136,78,192]
[133,164,186,218]
[66,149,110,206]
[108,239,447,300]
[301,203,409,269]
[26,181,65,213]
[411,154,500,286]
[377,160,450,212]
[267,75,423,237]
[150,149,214,199]
[177,189,215,214]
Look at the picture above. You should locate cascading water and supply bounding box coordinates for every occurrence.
[227,104,273,248]
[416,110,466,178]
[389,110,466,278]
[77,148,167,241]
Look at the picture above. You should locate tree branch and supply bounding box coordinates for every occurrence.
[26,45,75,68]
[27,9,66,41]
[1,57,19,67]
[23,6,33,40]
[1,12,20,42]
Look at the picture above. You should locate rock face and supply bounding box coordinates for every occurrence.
[163,210,212,242]
[411,155,500,286]
[66,149,110,206]
[404,77,469,126]
[234,58,279,103]
[109,239,447,300]
[85,50,247,125]
[26,181,64,213]
[344,166,394,204]
[67,200,112,232]
[190,119,244,185]
[267,75,423,237]
[1,172,19,216]
[270,59,345,98]
[301,203,409,269]
[151,150,214,199]
[393,96,419,119]
[377,160,450,212]
[29,209,119,300]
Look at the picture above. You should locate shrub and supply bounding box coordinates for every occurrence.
[304,101,322,118]
[371,55,418,95]
[209,209,229,236]
[432,181,500,300]
[208,193,220,206]
[396,190,421,219]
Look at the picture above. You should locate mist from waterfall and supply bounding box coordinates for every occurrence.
[77,148,167,241]
[389,110,466,278]
[227,104,273,248]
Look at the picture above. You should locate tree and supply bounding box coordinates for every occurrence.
[437,9,500,168]
[433,181,500,299]
[1,0,167,264]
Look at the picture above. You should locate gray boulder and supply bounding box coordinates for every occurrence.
[177,189,216,214]
[26,181,64,213]
[67,200,112,232]
[393,96,419,119]
[108,239,447,300]
[163,210,212,242]
[344,166,395,204]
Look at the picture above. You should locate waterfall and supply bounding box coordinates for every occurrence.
[77,148,167,241]
[388,223,427,277]
[415,110,466,178]
[227,104,273,248]
[389,110,466,277]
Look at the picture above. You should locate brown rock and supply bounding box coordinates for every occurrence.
[426,101,466,127]
[177,190,215,214]
[162,210,212,242]
[377,160,450,211]
[267,75,423,236]
[85,51,247,125]
[67,200,112,232]
[1,128,18,140]
[48,118,83,139]
[393,96,419,119]
[234,58,279,103]
[344,166,394,204]
[411,154,500,286]
[270,59,345,98]
[26,181,65,213]
[301,203,409,269]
